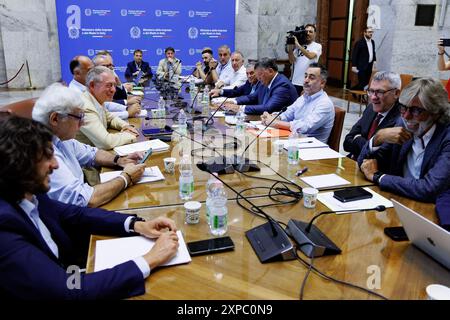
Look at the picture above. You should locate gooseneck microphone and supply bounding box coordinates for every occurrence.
[305,205,386,233]
[287,205,387,258]
[206,167,296,263]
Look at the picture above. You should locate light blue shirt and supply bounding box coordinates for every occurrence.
[48,136,97,206]
[18,196,59,258]
[403,124,436,179]
[280,89,335,143]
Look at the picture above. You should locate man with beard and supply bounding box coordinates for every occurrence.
[260,63,334,143]
[358,77,450,202]
[0,116,179,299]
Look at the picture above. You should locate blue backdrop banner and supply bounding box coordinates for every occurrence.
[56,0,235,84]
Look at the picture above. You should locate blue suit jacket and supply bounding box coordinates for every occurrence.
[124,61,153,82]
[435,190,450,231]
[236,73,298,115]
[0,194,145,300]
[222,81,260,98]
[358,122,450,202]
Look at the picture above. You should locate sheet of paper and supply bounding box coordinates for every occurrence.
[94,230,191,272]
[299,147,345,160]
[213,111,226,118]
[225,116,237,125]
[279,137,328,149]
[317,187,393,212]
[114,139,169,156]
[300,174,351,189]
[100,166,165,184]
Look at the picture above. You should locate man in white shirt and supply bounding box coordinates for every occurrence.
[69,56,140,120]
[288,24,322,97]
[32,83,145,208]
[216,51,247,90]
[261,63,334,143]
[210,45,234,88]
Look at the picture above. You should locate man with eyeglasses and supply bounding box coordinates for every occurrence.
[287,24,322,97]
[76,66,140,150]
[358,77,450,202]
[210,45,234,88]
[344,71,401,159]
[32,83,145,207]
[93,53,142,118]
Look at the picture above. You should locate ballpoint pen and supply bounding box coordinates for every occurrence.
[296,167,308,176]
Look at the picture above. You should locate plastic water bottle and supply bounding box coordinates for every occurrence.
[287,131,300,165]
[189,77,196,92]
[205,173,219,226]
[178,109,188,136]
[235,106,246,135]
[208,179,228,236]
[157,96,166,118]
[201,87,210,116]
[179,155,194,201]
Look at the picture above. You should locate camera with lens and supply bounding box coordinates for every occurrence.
[286,25,308,46]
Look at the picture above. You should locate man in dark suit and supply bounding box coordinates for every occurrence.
[223,58,298,115]
[0,116,179,299]
[344,71,401,159]
[358,78,450,202]
[351,27,376,90]
[124,49,152,86]
[210,62,260,99]
[435,190,450,231]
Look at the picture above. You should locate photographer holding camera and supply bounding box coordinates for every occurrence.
[437,38,450,100]
[287,24,322,96]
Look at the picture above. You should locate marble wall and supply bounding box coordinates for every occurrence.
[0,0,61,89]
[371,0,450,79]
[3,1,449,89]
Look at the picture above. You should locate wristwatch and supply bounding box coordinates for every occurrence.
[113,154,120,165]
[372,171,383,185]
[129,216,145,233]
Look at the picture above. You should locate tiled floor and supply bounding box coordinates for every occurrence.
[0,88,365,154]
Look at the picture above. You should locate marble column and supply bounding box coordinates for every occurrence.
[236,0,259,61]
[0,0,60,89]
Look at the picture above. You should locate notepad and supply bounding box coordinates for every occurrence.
[247,127,291,138]
[299,147,345,160]
[279,137,328,149]
[301,174,351,189]
[114,139,170,156]
[94,231,191,272]
[317,187,393,212]
[100,166,165,184]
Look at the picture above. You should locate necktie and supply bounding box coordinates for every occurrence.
[367,113,383,139]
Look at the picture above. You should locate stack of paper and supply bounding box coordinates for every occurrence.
[279,137,328,149]
[317,187,393,212]
[100,166,165,184]
[299,147,345,160]
[114,139,170,156]
[94,230,191,272]
[300,174,351,189]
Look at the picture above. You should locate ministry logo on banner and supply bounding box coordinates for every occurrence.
[155,10,162,17]
[189,48,195,56]
[188,10,195,18]
[84,8,92,16]
[68,26,80,39]
[156,48,163,56]
[123,48,130,56]
[66,5,81,39]
[130,26,141,39]
[121,9,128,17]
[188,27,198,39]
[87,49,95,56]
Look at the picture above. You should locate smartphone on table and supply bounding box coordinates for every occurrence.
[187,236,235,256]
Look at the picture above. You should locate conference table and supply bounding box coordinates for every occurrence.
[86,86,450,300]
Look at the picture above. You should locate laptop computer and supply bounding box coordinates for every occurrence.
[392,199,450,269]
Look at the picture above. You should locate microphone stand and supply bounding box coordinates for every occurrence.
[234,106,289,173]
[206,168,295,263]
[286,205,386,258]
